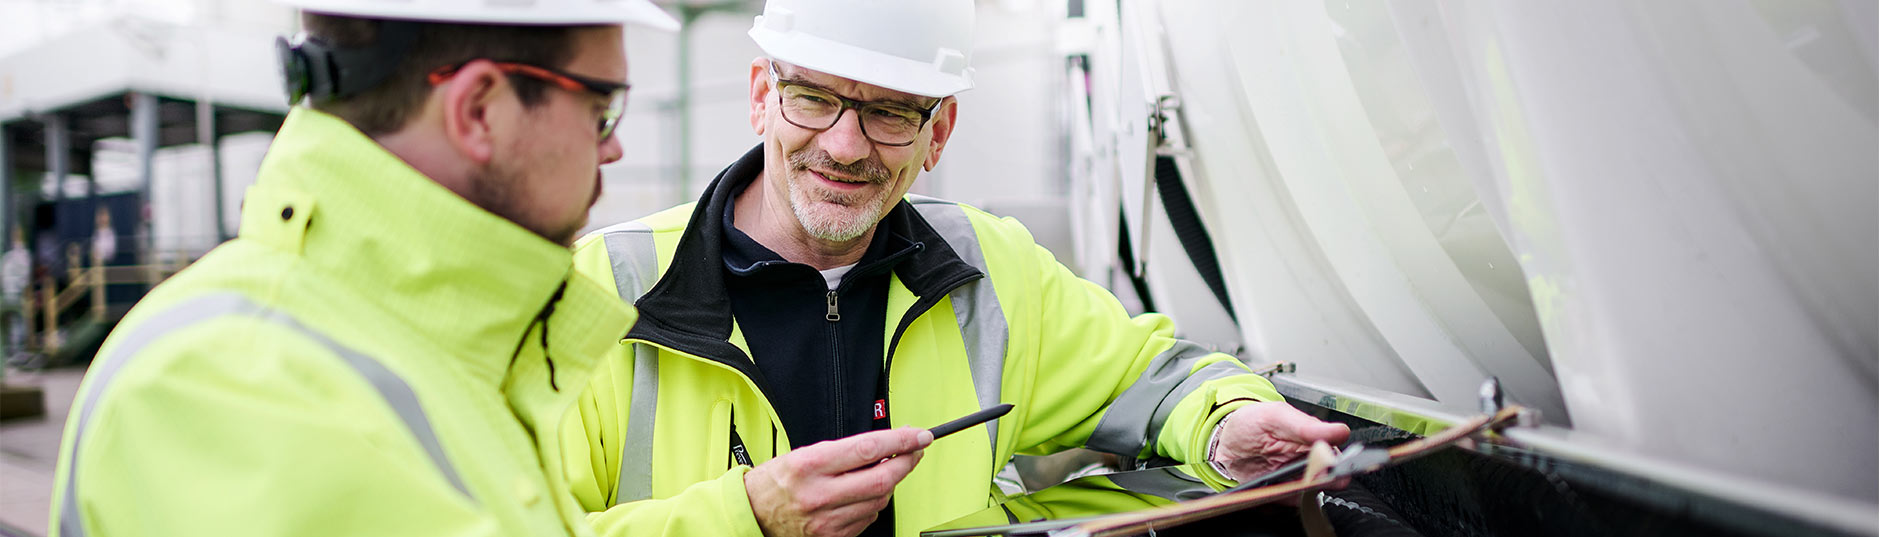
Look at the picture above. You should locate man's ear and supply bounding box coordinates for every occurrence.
[923,96,959,172]
[749,58,771,136]
[438,60,508,165]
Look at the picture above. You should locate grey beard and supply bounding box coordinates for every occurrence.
[788,178,886,242]
[785,149,892,242]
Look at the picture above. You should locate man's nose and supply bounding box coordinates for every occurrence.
[817,109,872,165]
[599,132,625,165]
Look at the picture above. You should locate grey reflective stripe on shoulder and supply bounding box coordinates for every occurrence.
[59,293,469,537]
[601,223,662,505]
[600,222,658,299]
[910,198,1009,456]
[1086,342,1248,457]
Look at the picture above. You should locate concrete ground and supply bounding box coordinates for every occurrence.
[0,366,84,537]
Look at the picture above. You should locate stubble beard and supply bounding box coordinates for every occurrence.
[468,164,586,247]
[786,149,893,242]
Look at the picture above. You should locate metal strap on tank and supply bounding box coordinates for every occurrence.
[59,293,470,537]
[601,222,662,505]
[1086,341,1248,457]
[910,198,1010,457]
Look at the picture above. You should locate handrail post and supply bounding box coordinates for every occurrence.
[64,245,79,284]
[90,256,104,321]
[22,275,36,351]
[40,275,58,352]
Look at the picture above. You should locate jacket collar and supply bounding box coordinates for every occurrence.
[628,144,981,353]
[241,108,631,390]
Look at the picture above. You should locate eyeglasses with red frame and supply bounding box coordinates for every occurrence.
[427,60,631,140]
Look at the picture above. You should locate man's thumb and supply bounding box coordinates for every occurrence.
[1306,420,1351,444]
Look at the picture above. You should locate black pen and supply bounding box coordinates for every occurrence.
[929,403,1014,441]
[857,404,1015,471]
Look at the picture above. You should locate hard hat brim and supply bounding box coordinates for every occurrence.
[751,26,973,99]
[278,0,679,31]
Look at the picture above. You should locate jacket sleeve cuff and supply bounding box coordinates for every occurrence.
[720,465,766,537]
[1190,397,1258,464]
[1168,373,1284,464]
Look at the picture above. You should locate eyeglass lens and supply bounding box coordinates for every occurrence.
[598,89,628,139]
[777,85,927,146]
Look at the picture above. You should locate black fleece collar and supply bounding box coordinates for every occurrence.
[626,144,983,362]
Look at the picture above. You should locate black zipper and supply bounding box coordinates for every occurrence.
[826,288,844,434]
[820,254,900,435]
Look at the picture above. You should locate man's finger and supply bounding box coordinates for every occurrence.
[1302,420,1350,444]
[1259,403,1349,444]
[824,490,894,523]
[821,448,923,507]
[800,427,934,473]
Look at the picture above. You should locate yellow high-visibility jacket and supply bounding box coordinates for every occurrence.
[48,108,635,536]
[560,145,1283,537]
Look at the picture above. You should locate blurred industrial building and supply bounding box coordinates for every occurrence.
[0,1,1873,536]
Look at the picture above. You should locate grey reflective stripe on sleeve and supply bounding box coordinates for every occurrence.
[911,198,1009,454]
[1104,466,1213,501]
[258,309,470,499]
[602,223,662,505]
[60,294,251,537]
[1086,341,1248,457]
[60,293,469,537]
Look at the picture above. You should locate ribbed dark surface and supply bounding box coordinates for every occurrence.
[1153,155,1236,321]
[976,419,1860,536]
[1311,414,1861,537]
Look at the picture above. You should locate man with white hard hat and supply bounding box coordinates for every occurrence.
[48,1,675,535]
[559,1,1350,536]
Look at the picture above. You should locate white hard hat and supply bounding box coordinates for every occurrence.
[274,0,679,30]
[749,0,975,98]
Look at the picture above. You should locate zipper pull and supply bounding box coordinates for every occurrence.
[826,290,840,322]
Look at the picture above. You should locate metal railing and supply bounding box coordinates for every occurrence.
[25,247,192,354]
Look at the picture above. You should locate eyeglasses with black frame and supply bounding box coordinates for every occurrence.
[768,62,941,147]
[427,60,632,140]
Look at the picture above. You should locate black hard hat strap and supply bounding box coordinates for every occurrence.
[278,19,422,104]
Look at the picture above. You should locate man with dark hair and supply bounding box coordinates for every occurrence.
[298,14,587,136]
[47,1,675,535]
